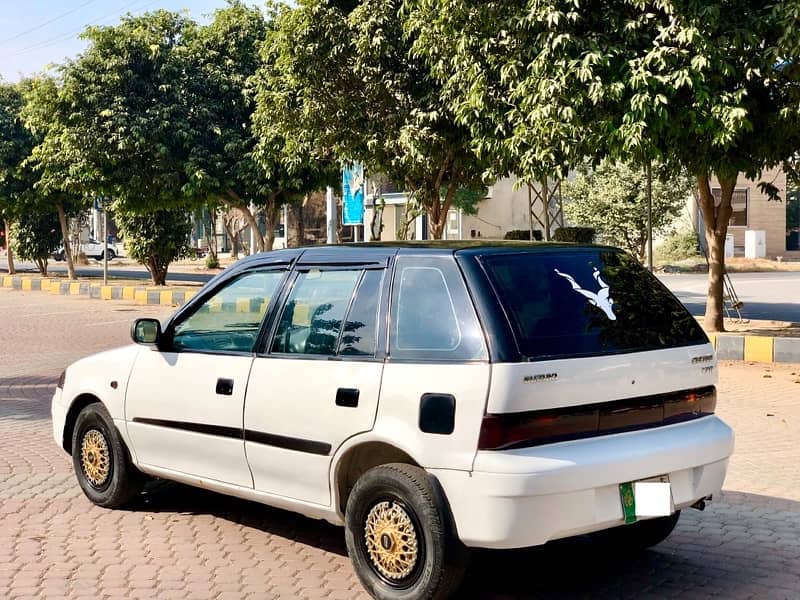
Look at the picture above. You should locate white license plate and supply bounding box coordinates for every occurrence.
[634,480,672,517]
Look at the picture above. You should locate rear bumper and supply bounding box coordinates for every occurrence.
[431,415,733,549]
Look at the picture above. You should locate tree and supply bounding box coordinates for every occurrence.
[21,75,91,280]
[563,162,692,262]
[11,210,60,275]
[0,82,32,275]
[254,0,489,240]
[406,0,800,331]
[116,209,192,285]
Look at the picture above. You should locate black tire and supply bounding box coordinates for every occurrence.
[345,463,467,600]
[71,403,143,508]
[103,249,116,261]
[54,251,65,261]
[591,511,681,551]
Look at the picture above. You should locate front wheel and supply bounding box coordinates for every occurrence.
[72,403,143,508]
[345,463,467,600]
[591,511,681,551]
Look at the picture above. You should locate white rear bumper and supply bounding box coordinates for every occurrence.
[431,415,734,549]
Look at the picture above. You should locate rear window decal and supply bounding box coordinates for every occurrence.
[554,268,617,321]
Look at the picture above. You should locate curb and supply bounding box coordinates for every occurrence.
[705,333,800,364]
[1,275,199,307]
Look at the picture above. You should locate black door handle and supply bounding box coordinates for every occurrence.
[336,388,360,407]
[216,378,234,396]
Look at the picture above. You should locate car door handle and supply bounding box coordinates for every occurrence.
[216,378,234,396]
[335,388,360,408]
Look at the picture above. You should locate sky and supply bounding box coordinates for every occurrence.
[0,0,232,82]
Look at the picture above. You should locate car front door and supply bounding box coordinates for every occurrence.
[244,265,387,506]
[125,269,286,488]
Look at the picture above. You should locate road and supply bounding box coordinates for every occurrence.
[1,289,799,599]
[659,271,800,322]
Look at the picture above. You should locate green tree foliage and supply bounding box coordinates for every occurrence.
[115,209,192,285]
[11,210,60,275]
[0,82,33,273]
[564,162,692,262]
[406,0,800,330]
[254,0,489,239]
[21,75,90,280]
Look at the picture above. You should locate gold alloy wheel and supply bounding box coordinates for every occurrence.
[80,429,110,487]
[364,501,419,581]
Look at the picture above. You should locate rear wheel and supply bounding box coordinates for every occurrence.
[592,511,681,551]
[72,403,143,508]
[345,463,467,600]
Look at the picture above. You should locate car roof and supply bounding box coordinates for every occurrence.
[224,241,621,276]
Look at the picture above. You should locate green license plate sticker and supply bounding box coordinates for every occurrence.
[619,482,637,524]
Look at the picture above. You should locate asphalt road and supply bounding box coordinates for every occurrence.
[659,271,800,322]
[1,258,214,285]
[1,290,799,599]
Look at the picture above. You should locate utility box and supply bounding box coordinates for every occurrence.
[724,234,734,258]
[744,230,766,258]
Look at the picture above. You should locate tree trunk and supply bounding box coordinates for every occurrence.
[4,220,16,274]
[428,182,458,240]
[36,258,48,276]
[263,193,281,252]
[225,190,265,253]
[697,173,736,332]
[56,201,76,280]
[222,218,238,259]
[146,256,168,286]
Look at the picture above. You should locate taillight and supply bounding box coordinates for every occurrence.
[478,386,716,451]
[57,370,66,389]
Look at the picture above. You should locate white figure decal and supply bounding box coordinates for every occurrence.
[554,267,617,321]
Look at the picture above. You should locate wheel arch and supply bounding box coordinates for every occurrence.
[62,393,102,454]
[333,441,420,516]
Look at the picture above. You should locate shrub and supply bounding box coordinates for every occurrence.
[12,211,60,275]
[205,253,220,269]
[503,229,543,241]
[553,226,595,243]
[657,229,701,262]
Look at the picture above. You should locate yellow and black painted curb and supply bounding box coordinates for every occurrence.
[1,275,198,307]
[706,333,800,364]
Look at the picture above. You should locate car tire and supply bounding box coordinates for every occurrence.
[345,463,467,600]
[102,249,116,261]
[71,403,144,508]
[591,511,681,551]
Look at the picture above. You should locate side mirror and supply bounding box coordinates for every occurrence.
[131,318,162,345]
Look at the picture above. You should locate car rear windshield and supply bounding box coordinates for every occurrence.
[479,249,707,360]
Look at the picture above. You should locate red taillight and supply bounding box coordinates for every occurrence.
[478,387,716,451]
[57,370,66,389]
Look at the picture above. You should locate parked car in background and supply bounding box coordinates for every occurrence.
[54,239,116,261]
[52,242,734,599]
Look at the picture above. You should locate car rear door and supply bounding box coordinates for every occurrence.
[243,259,388,506]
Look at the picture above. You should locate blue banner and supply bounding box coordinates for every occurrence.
[342,163,364,226]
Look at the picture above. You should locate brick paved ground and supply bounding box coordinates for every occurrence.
[1,288,799,599]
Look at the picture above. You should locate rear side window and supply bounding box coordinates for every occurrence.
[390,256,487,361]
[271,269,361,356]
[480,250,707,360]
[338,269,383,357]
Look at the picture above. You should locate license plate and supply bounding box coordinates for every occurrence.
[619,476,672,523]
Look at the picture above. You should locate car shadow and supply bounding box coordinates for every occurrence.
[132,481,800,598]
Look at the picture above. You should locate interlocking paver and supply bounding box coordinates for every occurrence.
[1,288,799,598]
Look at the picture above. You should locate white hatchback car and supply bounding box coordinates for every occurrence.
[52,243,734,599]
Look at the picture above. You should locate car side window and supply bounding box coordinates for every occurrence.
[271,269,362,356]
[172,270,284,353]
[389,256,487,361]
[338,269,383,357]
